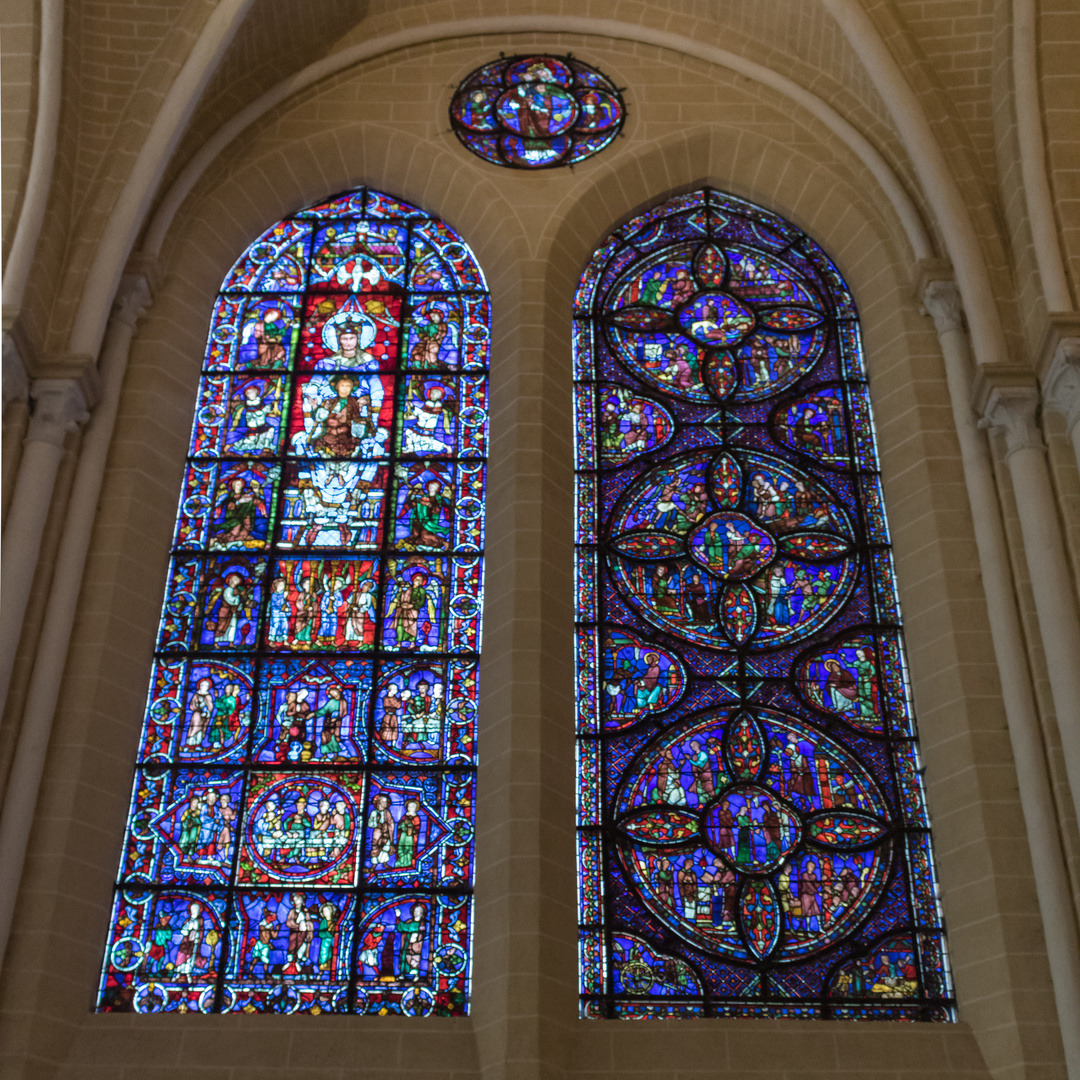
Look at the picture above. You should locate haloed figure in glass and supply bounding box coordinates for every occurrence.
[450,54,626,170]
[574,188,954,1020]
[98,187,489,1017]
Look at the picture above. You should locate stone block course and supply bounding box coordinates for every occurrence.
[1,5,1075,1078]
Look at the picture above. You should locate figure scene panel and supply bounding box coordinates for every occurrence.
[96,886,473,1016]
[362,771,475,889]
[372,658,478,766]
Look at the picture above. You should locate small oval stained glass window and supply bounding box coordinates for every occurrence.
[450,54,625,169]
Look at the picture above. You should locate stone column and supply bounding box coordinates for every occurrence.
[923,280,1080,1080]
[1,334,30,524]
[0,273,150,976]
[1042,335,1080,471]
[980,381,1080,833]
[0,379,88,716]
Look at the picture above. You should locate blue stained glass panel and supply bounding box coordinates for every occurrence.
[98,187,488,1015]
[574,188,954,1020]
[450,55,626,170]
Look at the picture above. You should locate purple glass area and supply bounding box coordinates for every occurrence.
[574,188,955,1020]
[451,54,625,170]
[97,188,487,1016]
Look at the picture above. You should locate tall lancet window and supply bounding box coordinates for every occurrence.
[97,188,488,1016]
[574,189,954,1019]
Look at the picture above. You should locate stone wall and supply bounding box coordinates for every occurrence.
[1,5,1076,1078]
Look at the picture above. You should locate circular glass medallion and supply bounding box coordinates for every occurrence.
[704,785,802,873]
[677,293,755,347]
[240,775,359,885]
[688,513,775,580]
[613,706,894,962]
[608,449,856,651]
[496,83,578,136]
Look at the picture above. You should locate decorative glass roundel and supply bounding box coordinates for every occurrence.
[574,188,955,1021]
[450,54,625,169]
[614,707,894,965]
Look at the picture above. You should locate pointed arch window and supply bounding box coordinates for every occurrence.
[574,188,954,1019]
[97,188,488,1016]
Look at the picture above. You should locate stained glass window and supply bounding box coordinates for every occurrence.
[97,187,488,1016]
[450,54,625,169]
[574,189,955,1020]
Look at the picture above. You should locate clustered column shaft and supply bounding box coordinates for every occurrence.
[0,275,150,976]
[0,380,89,715]
[980,384,1080,826]
[923,279,1080,1080]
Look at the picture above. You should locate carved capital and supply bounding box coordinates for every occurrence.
[980,385,1046,458]
[111,272,152,329]
[921,279,963,335]
[26,379,90,448]
[1041,336,1080,432]
[1035,312,1080,381]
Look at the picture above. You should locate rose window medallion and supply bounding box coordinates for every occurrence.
[688,513,774,581]
[703,785,802,873]
[451,55,626,169]
[609,449,856,650]
[614,707,893,964]
[677,293,755,347]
